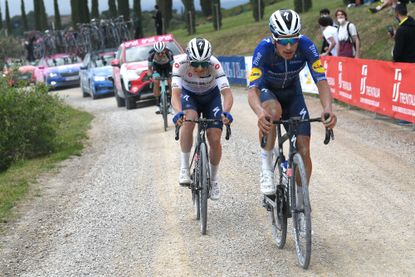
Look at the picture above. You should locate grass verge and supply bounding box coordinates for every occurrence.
[0,105,93,221]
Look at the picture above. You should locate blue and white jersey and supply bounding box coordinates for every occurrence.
[248,35,326,90]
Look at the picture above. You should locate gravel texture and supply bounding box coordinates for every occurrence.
[0,87,414,276]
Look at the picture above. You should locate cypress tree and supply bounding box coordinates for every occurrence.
[34,0,40,30]
[133,0,143,38]
[54,0,61,30]
[182,0,196,35]
[200,0,212,17]
[21,0,29,31]
[70,0,80,26]
[5,0,12,35]
[293,0,312,13]
[212,0,222,31]
[39,0,48,30]
[79,0,90,23]
[117,0,129,21]
[91,0,99,19]
[251,0,264,22]
[0,5,3,30]
[156,0,172,30]
[108,0,117,18]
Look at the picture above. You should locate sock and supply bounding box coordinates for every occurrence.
[181,152,190,169]
[210,163,219,181]
[261,149,273,172]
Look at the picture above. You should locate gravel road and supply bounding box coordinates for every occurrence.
[0,86,414,276]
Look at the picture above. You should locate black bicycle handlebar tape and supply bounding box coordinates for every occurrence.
[225,125,231,140]
[175,125,180,141]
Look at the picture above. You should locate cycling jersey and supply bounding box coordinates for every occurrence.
[248,35,326,90]
[148,48,174,66]
[172,55,230,94]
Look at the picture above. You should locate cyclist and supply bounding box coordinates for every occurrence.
[148,41,174,114]
[247,9,337,196]
[171,37,234,201]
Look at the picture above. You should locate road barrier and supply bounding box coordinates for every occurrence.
[219,55,414,124]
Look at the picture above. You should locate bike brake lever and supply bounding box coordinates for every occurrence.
[175,125,180,141]
[324,128,334,145]
[225,125,231,140]
[261,135,267,148]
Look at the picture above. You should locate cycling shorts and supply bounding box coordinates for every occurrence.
[259,79,311,136]
[181,86,223,129]
[153,62,172,79]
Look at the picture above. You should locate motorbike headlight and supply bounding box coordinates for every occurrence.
[48,72,58,78]
[93,76,106,81]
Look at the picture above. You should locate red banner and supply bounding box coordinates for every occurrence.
[321,56,415,123]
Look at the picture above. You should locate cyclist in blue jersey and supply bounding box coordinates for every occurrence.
[247,9,337,195]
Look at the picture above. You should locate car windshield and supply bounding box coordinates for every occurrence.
[93,53,115,67]
[47,56,81,67]
[125,41,182,63]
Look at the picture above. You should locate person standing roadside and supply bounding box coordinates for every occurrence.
[318,16,339,56]
[153,5,163,35]
[335,9,361,58]
[390,3,415,63]
[319,9,337,55]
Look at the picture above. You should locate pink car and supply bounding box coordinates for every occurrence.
[34,54,82,89]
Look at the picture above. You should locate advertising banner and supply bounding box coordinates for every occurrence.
[217,56,246,85]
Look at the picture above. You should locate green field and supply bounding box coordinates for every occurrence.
[172,0,413,61]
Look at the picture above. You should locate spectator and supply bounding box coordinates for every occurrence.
[335,9,361,58]
[368,0,398,13]
[318,16,339,56]
[391,3,415,62]
[319,8,337,55]
[153,5,163,35]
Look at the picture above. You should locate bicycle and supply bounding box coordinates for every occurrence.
[159,77,169,131]
[175,118,231,235]
[261,114,334,269]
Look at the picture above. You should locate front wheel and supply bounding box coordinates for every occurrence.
[199,143,209,235]
[161,91,168,131]
[291,153,312,269]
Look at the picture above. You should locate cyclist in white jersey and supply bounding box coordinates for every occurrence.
[171,37,234,200]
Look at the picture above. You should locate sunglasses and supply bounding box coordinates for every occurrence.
[274,37,300,46]
[190,61,210,68]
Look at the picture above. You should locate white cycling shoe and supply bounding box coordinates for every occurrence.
[210,180,220,201]
[179,168,191,186]
[260,170,276,195]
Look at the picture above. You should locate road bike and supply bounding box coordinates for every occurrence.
[261,114,333,269]
[175,118,231,235]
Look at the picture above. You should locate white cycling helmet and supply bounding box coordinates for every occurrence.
[269,9,301,39]
[153,41,166,53]
[187,37,212,62]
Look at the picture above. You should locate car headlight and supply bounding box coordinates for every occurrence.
[48,72,58,78]
[126,70,139,80]
[93,76,106,81]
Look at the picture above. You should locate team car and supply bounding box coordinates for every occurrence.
[2,58,36,86]
[80,49,116,99]
[33,54,82,89]
[111,34,185,109]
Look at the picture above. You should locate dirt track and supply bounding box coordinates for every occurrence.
[0,87,414,276]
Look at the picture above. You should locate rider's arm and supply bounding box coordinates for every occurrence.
[221,88,233,113]
[316,80,336,128]
[171,60,183,113]
[171,87,182,113]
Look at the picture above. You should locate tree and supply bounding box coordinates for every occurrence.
[0,5,3,30]
[39,0,48,30]
[91,0,99,19]
[117,0,129,21]
[182,0,196,35]
[133,0,143,38]
[21,0,28,31]
[212,0,222,31]
[200,0,212,17]
[70,0,80,26]
[251,0,264,22]
[5,0,12,35]
[156,0,172,30]
[54,0,61,30]
[80,0,90,23]
[293,0,312,13]
[108,0,117,18]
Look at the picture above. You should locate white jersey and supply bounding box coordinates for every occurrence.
[172,55,230,94]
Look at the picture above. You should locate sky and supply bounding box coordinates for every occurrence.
[1,0,249,18]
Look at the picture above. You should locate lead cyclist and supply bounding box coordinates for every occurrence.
[171,37,234,200]
[247,9,337,199]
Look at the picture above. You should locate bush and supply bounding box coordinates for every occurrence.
[0,79,64,172]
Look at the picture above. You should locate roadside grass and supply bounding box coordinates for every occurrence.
[172,0,413,61]
[0,105,93,221]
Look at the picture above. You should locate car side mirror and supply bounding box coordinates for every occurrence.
[111,59,120,67]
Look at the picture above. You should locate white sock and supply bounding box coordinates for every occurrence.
[181,152,190,169]
[261,149,273,172]
[210,163,219,181]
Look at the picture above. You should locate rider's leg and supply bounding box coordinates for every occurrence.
[178,109,197,185]
[154,79,161,105]
[207,128,222,180]
[297,135,312,184]
[260,99,282,171]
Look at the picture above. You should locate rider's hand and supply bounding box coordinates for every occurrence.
[258,109,272,135]
[222,112,233,125]
[173,111,185,126]
[321,111,337,129]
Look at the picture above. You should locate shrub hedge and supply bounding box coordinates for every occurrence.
[0,79,64,172]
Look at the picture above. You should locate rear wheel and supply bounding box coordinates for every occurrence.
[199,143,209,235]
[292,153,312,269]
